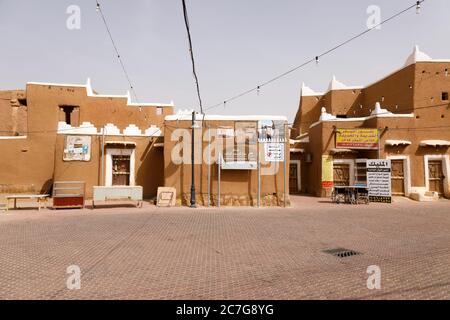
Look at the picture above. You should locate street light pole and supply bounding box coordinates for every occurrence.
[190,111,197,208]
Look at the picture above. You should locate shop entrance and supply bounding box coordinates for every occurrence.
[391,160,405,196]
[112,155,131,186]
[333,164,350,186]
[428,160,445,195]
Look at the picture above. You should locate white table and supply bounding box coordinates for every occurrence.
[92,186,143,208]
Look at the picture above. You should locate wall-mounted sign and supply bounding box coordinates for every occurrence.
[336,128,378,150]
[367,159,391,203]
[63,135,91,161]
[234,121,257,145]
[264,143,284,162]
[217,127,234,138]
[321,155,334,187]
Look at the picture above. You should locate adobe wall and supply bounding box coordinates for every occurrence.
[53,135,164,199]
[164,119,290,206]
[363,64,415,114]
[0,83,172,194]
[0,90,27,136]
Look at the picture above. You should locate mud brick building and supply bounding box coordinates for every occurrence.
[290,46,450,200]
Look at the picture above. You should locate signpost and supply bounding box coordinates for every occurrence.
[264,143,284,162]
[367,159,392,203]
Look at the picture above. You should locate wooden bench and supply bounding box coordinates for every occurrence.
[5,194,50,211]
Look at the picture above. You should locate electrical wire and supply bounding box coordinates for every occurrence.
[95,1,140,105]
[181,0,204,114]
[204,0,426,112]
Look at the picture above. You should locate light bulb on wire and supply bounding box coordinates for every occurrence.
[315,56,319,66]
[257,86,260,96]
[96,2,100,12]
[416,1,421,14]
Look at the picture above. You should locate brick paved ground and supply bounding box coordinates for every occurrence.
[0,196,449,300]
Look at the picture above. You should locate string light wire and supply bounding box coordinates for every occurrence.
[204,0,426,112]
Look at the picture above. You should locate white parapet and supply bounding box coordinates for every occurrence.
[123,124,142,136]
[319,107,337,121]
[57,121,97,134]
[57,121,164,137]
[145,125,162,137]
[101,123,121,135]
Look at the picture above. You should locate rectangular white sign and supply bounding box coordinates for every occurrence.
[63,135,91,161]
[367,159,391,203]
[264,143,284,162]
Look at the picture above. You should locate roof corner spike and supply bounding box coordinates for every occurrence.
[404,45,432,66]
[301,83,325,97]
[328,75,348,91]
[86,77,94,96]
[126,90,131,104]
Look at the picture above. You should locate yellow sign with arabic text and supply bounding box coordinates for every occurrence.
[321,155,333,187]
[336,128,378,150]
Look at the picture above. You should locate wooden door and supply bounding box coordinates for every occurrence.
[391,160,405,196]
[428,160,444,195]
[333,164,350,186]
[112,155,130,186]
[289,163,299,194]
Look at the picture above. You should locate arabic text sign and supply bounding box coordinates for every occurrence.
[336,128,378,150]
[63,135,91,161]
[367,159,391,203]
[264,143,284,162]
[321,155,334,187]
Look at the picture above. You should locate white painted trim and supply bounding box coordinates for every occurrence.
[165,113,288,121]
[290,160,301,192]
[309,112,415,129]
[333,158,355,186]
[423,154,450,196]
[27,78,174,107]
[386,155,411,196]
[105,148,136,187]
[0,136,27,140]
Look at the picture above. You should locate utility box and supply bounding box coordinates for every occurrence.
[52,181,86,209]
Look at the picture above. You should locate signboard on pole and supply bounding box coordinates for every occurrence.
[321,155,334,187]
[367,159,392,203]
[63,135,91,161]
[336,128,378,150]
[264,143,284,162]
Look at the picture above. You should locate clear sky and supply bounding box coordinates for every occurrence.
[0,0,449,121]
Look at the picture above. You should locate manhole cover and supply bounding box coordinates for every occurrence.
[323,248,362,258]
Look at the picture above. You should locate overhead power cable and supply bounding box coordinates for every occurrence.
[95,1,140,104]
[181,0,204,114]
[204,0,426,112]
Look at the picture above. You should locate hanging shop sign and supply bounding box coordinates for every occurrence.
[336,128,378,150]
[63,135,91,161]
[367,159,392,203]
[264,142,284,162]
[321,155,334,187]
